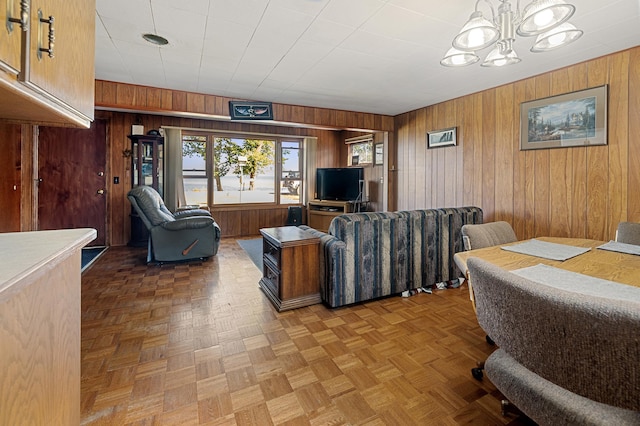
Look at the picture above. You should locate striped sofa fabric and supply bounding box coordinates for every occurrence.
[300,206,483,308]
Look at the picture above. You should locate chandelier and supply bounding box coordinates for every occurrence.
[441,0,583,67]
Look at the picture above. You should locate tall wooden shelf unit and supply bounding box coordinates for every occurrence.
[307,199,354,232]
[128,134,164,247]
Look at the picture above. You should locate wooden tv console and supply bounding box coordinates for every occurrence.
[307,199,355,232]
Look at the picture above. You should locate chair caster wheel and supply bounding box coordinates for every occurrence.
[486,335,495,346]
[471,367,484,380]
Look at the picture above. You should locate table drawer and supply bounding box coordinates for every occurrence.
[262,259,280,296]
[263,239,280,269]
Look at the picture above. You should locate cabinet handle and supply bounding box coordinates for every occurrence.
[7,0,29,32]
[37,10,55,60]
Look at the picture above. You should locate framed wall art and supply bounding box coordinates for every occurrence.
[520,85,607,150]
[229,101,274,120]
[374,143,383,166]
[427,127,456,148]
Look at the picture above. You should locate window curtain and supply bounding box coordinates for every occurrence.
[162,127,186,212]
[304,137,317,205]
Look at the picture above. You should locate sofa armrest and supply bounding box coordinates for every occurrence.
[299,226,346,307]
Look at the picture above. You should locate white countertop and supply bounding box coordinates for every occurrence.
[0,228,96,298]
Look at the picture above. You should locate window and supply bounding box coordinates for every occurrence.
[181,132,303,206]
[280,141,302,205]
[348,140,373,165]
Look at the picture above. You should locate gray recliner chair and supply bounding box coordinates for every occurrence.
[127,186,221,263]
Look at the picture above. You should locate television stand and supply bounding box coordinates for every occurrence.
[307,199,355,232]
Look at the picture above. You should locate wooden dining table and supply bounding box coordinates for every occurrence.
[454,236,640,310]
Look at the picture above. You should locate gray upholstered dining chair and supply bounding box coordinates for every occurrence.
[461,221,517,251]
[615,221,640,245]
[467,257,640,425]
[454,220,518,380]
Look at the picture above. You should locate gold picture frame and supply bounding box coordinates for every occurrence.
[520,85,608,150]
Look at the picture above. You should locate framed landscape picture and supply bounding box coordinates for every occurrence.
[520,85,607,150]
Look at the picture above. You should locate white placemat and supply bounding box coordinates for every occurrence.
[501,239,590,261]
[596,240,640,256]
[512,264,640,303]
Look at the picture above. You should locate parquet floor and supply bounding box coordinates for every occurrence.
[80,238,533,425]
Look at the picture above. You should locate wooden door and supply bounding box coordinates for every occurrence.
[38,119,107,245]
[0,123,21,232]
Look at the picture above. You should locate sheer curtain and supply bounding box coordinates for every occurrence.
[162,127,186,212]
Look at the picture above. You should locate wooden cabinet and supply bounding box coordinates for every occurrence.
[129,134,164,246]
[307,199,354,232]
[0,228,96,426]
[0,0,22,75]
[130,134,165,196]
[259,226,321,311]
[0,0,95,127]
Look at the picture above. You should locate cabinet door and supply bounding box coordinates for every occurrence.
[25,0,95,120]
[0,0,22,74]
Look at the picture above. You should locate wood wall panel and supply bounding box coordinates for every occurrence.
[494,84,514,224]
[95,80,394,132]
[532,73,551,237]
[395,46,640,242]
[481,90,496,223]
[585,57,609,240]
[607,52,630,239]
[511,80,527,238]
[0,123,21,232]
[549,68,571,237]
[414,109,427,208]
[629,49,640,222]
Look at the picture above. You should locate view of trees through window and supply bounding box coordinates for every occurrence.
[181,133,302,206]
[349,141,373,165]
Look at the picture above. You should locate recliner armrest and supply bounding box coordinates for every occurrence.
[173,209,212,219]
[160,216,214,231]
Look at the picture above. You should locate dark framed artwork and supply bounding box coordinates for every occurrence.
[520,85,607,150]
[229,101,274,120]
[374,143,383,166]
[427,127,456,148]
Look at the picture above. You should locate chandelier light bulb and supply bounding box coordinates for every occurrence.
[533,8,554,27]
[531,22,583,52]
[469,28,489,47]
[547,31,567,46]
[440,47,480,67]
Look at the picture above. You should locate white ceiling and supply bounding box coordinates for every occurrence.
[95,0,640,117]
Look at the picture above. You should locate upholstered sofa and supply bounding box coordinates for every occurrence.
[468,257,640,425]
[300,206,482,307]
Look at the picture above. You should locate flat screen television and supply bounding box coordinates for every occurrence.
[316,167,363,201]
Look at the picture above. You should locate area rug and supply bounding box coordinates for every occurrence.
[82,246,107,272]
[237,238,262,271]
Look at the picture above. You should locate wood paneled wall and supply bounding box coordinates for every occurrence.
[98,110,347,245]
[394,46,640,242]
[0,123,21,232]
[95,81,394,132]
[94,81,395,245]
